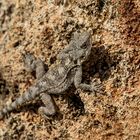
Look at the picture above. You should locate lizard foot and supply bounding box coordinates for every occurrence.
[38,106,56,119]
[91,79,105,94]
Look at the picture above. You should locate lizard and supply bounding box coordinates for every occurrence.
[0,31,102,119]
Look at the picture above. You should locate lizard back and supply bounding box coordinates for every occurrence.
[36,63,79,94]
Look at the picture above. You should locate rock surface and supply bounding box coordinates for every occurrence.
[0,0,140,139]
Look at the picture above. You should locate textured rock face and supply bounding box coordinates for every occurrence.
[0,0,140,139]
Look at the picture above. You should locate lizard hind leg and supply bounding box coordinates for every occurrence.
[38,93,57,119]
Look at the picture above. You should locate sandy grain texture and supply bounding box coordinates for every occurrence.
[0,0,140,139]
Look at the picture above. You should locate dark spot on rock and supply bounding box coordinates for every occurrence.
[104,123,112,130]
[102,105,118,121]
[7,4,15,15]
[93,120,102,128]
[13,83,19,93]
[48,45,53,50]
[98,0,105,12]
[13,41,20,48]
[49,56,56,64]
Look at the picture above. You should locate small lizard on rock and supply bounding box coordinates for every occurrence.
[0,31,102,119]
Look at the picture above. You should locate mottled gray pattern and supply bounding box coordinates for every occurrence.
[0,31,103,119]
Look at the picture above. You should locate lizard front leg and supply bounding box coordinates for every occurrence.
[38,93,57,118]
[23,53,46,79]
[74,66,102,93]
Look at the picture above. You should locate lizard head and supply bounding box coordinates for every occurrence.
[72,31,92,64]
[58,31,92,65]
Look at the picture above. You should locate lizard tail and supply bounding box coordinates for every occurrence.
[0,85,40,119]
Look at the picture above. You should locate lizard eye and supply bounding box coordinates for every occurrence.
[81,55,85,59]
[81,41,88,49]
